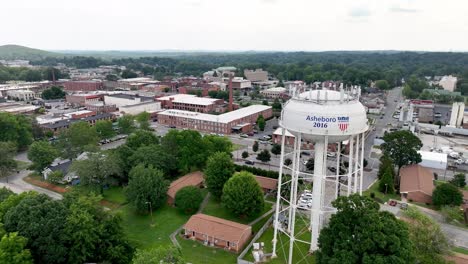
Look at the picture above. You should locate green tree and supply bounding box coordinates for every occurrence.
[3,194,69,264]
[0,142,17,183]
[71,151,122,194]
[432,183,463,207]
[56,121,99,159]
[375,79,390,90]
[105,74,119,81]
[403,206,450,264]
[162,130,209,173]
[450,173,466,188]
[271,143,281,156]
[174,186,203,214]
[316,194,414,264]
[252,141,259,152]
[95,120,116,139]
[262,100,269,106]
[242,151,249,159]
[381,130,422,183]
[41,86,66,100]
[121,69,137,79]
[126,129,159,150]
[379,167,395,194]
[378,155,394,179]
[126,164,169,213]
[117,115,135,134]
[306,158,315,171]
[0,113,33,150]
[204,152,235,198]
[132,246,184,264]
[129,144,177,177]
[27,141,58,173]
[0,187,14,203]
[256,149,271,163]
[284,158,292,166]
[256,114,266,131]
[272,98,282,111]
[222,171,265,217]
[47,171,63,184]
[0,232,33,264]
[203,135,233,155]
[136,112,151,130]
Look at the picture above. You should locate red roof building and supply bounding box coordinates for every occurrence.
[400,164,435,204]
[167,171,204,205]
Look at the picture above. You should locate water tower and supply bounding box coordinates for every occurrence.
[271,87,368,264]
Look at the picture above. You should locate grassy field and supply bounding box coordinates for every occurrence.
[177,237,238,264]
[363,180,400,203]
[452,246,468,255]
[244,226,316,264]
[202,195,272,225]
[118,204,191,249]
[232,143,247,151]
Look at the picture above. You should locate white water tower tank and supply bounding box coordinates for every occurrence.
[280,90,368,142]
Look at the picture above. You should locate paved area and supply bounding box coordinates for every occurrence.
[0,169,63,200]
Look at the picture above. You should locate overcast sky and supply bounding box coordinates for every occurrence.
[1,0,467,51]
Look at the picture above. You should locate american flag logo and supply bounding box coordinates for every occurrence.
[338,120,349,131]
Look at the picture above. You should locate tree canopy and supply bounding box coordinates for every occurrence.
[95,120,115,140]
[27,141,58,172]
[56,121,99,159]
[0,142,18,182]
[222,171,265,217]
[41,86,66,100]
[117,115,136,134]
[174,186,203,214]
[256,149,271,163]
[0,113,33,150]
[132,246,184,264]
[126,164,169,213]
[316,194,414,264]
[204,152,235,198]
[432,183,463,207]
[256,114,266,131]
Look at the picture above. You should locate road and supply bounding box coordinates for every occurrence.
[0,169,63,200]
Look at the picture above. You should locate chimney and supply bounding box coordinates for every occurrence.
[228,74,233,111]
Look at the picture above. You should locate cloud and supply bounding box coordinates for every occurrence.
[348,7,371,18]
[389,6,419,13]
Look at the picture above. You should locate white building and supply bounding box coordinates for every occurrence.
[104,94,153,108]
[231,78,252,90]
[418,151,447,170]
[6,89,35,101]
[119,101,161,115]
[449,102,465,127]
[244,69,268,82]
[439,75,458,92]
[260,87,287,98]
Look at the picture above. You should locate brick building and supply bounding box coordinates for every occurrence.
[63,81,103,92]
[156,94,225,113]
[66,94,103,107]
[167,172,204,205]
[183,214,252,252]
[158,105,272,134]
[400,164,435,204]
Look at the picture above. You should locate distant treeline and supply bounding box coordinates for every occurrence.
[30,52,468,87]
[0,66,68,83]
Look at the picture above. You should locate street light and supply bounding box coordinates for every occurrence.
[145,201,154,226]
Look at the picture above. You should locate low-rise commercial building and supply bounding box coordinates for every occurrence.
[104,93,153,108]
[439,75,458,92]
[167,171,204,205]
[183,213,251,252]
[244,69,268,82]
[66,94,103,107]
[63,80,103,92]
[157,105,272,134]
[40,113,114,134]
[260,87,287,99]
[6,89,35,101]
[156,94,224,113]
[119,101,161,116]
[418,151,447,170]
[231,78,252,90]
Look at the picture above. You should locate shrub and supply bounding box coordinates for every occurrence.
[432,183,463,207]
[175,186,203,214]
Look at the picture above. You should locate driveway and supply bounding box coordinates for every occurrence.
[0,168,62,200]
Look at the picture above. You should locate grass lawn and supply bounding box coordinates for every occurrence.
[74,185,127,206]
[244,226,316,264]
[177,237,238,264]
[452,247,468,255]
[118,204,191,249]
[251,212,274,233]
[232,143,247,151]
[363,180,400,203]
[202,195,272,225]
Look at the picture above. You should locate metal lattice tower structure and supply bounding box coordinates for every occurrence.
[271,87,368,264]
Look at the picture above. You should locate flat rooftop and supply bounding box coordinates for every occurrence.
[157,94,220,106]
[158,104,271,124]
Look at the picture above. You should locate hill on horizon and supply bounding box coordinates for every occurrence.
[0,44,62,61]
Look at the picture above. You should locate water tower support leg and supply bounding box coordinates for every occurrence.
[272,128,287,258]
[360,132,365,195]
[310,137,327,251]
[347,136,354,195]
[354,135,360,193]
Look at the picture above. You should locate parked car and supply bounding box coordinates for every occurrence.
[327,152,336,157]
[301,151,311,156]
[240,134,248,138]
[245,160,255,165]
